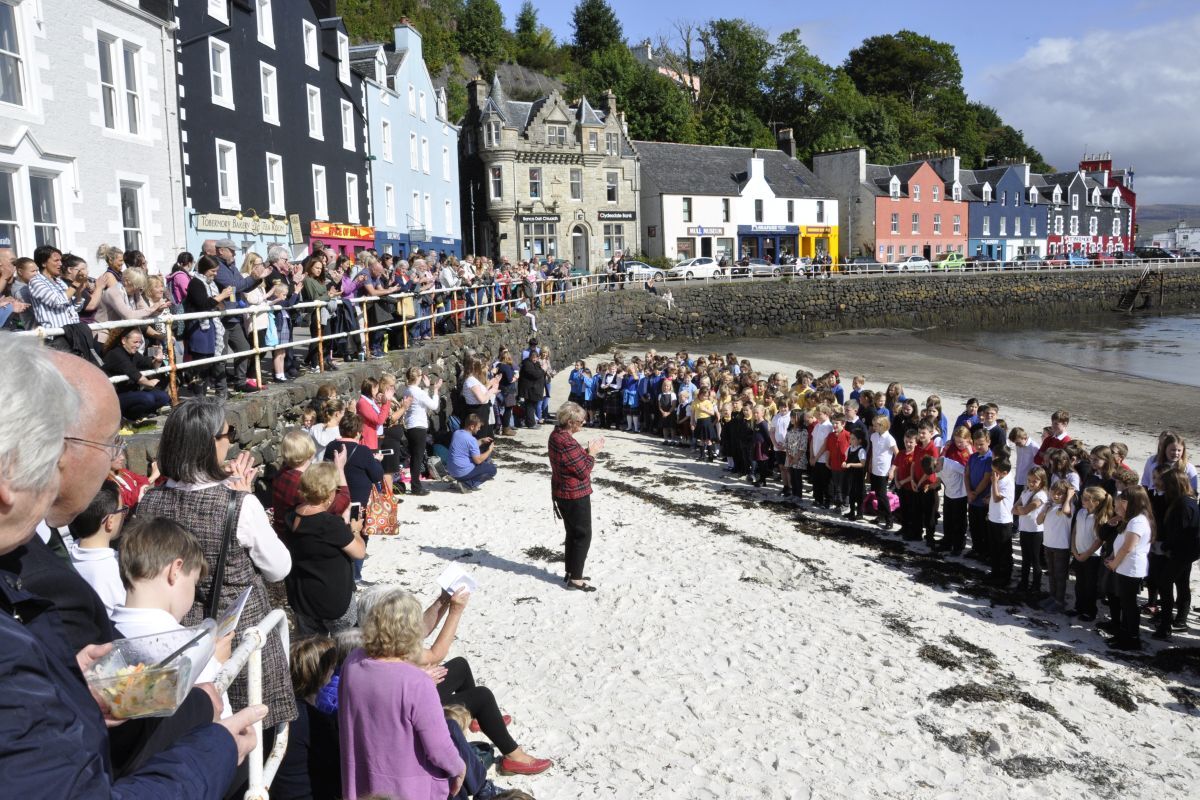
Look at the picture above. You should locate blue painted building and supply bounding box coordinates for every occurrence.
[962,164,1046,260]
[350,22,461,259]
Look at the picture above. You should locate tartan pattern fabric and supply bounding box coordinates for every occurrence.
[549,427,595,500]
[137,484,296,730]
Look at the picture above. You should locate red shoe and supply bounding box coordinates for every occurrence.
[469,714,511,733]
[499,756,553,775]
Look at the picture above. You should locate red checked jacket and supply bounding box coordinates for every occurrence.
[549,427,595,500]
[271,466,351,537]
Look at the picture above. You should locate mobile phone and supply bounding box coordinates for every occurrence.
[378,449,394,456]
[349,502,362,520]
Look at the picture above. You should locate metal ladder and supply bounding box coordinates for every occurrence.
[1114,266,1153,312]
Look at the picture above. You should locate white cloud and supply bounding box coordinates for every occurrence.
[979,14,1200,204]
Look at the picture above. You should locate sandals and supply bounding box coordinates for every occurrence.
[565,581,597,592]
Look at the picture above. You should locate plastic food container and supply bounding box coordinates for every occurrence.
[86,625,214,719]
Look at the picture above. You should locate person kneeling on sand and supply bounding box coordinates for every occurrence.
[448,414,497,491]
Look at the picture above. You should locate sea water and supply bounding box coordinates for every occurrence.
[920,311,1200,389]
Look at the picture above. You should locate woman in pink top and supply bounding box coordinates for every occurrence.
[355,376,392,451]
[339,589,465,800]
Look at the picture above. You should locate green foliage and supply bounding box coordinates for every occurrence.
[339,0,463,76]
[512,1,572,75]
[697,19,773,111]
[624,69,697,143]
[845,30,964,112]
[571,0,624,57]
[457,0,508,72]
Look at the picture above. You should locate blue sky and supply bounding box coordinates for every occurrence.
[498,0,1200,204]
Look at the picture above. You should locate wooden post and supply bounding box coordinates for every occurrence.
[455,289,461,333]
[359,301,371,357]
[315,307,325,372]
[249,309,263,389]
[401,298,408,349]
[164,321,179,406]
[1159,269,1165,311]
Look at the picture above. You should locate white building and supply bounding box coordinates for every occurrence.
[1150,224,1200,253]
[0,0,183,269]
[637,134,839,263]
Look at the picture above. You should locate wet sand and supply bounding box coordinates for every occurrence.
[640,329,1200,456]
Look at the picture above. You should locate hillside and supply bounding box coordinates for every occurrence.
[1136,204,1200,237]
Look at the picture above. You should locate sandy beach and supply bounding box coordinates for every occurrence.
[358,336,1200,799]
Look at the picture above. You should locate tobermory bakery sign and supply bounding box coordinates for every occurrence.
[196,213,289,236]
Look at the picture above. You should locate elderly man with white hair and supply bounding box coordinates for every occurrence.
[264,244,304,382]
[0,337,266,798]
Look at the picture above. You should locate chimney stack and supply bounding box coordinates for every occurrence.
[467,76,487,111]
[604,88,618,116]
[777,127,796,159]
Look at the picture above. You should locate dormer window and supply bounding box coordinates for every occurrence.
[1112,191,1121,208]
[889,176,900,199]
[952,184,961,202]
[484,121,501,147]
[1092,189,1100,205]
[1028,187,1037,205]
[1071,192,1079,210]
[546,123,567,146]
[982,185,992,203]
[913,184,920,202]
[1053,187,1062,204]
[1000,190,1007,206]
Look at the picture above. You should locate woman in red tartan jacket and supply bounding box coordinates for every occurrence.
[548,402,605,592]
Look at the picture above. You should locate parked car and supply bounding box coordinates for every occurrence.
[623,260,665,282]
[781,256,816,276]
[889,255,932,272]
[1045,251,1090,268]
[1111,250,1140,262]
[1090,252,1115,265]
[1009,253,1045,268]
[1134,246,1178,261]
[842,256,886,274]
[933,252,966,270]
[666,256,724,280]
[732,257,781,278]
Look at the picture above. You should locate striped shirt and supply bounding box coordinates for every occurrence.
[28,273,80,329]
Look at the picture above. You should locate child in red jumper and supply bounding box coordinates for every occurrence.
[826,412,851,511]
[912,420,942,546]
[893,428,919,539]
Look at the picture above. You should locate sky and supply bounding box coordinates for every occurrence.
[498,0,1200,205]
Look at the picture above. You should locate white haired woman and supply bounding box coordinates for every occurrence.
[548,401,604,591]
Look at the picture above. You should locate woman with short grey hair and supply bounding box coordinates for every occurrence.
[548,401,604,591]
[135,397,296,733]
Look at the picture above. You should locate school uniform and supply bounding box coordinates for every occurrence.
[1016,489,1047,591]
[826,428,851,508]
[988,471,1016,585]
[809,419,834,506]
[843,444,866,519]
[967,450,994,559]
[913,441,942,544]
[1042,501,1074,608]
[868,430,897,527]
[894,449,918,539]
[939,444,970,553]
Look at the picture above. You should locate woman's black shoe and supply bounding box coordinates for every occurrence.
[565,581,597,592]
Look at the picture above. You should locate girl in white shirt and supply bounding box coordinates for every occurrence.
[868,416,898,527]
[1071,486,1113,621]
[1013,467,1048,594]
[1105,485,1154,650]
[1037,479,1075,610]
[403,366,443,496]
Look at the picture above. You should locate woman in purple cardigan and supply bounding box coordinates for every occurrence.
[339,589,465,800]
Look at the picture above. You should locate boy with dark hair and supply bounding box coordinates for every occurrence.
[894,429,919,540]
[842,429,867,521]
[825,412,851,511]
[68,482,127,615]
[987,458,1016,586]
[965,431,994,561]
[977,403,1006,454]
[913,421,942,546]
[1034,409,1072,466]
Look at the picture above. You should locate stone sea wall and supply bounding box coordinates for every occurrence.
[124,265,1200,474]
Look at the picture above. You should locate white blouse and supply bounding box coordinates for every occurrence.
[404,385,440,429]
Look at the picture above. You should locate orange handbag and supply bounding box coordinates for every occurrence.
[363,483,399,536]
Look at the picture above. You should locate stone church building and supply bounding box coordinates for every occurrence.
[459,76,640,270]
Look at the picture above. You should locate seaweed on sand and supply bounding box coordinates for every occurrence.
[523,545,564,563]
[915,716,994,757]
[882,614,918,639]
[1081,674,1140,713]
[918,644,963,670]
[1148,646,1200,677]
[417,504,439,512]
[943,634,1000,671]
[929,682,1082,737]
[1038,646,1101,679]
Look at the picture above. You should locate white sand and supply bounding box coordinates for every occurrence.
[359,346,1199,799]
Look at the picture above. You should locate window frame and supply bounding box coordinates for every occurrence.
[420,137,429,174]
[933,213,941,235]
[214,138,240,210]
[490,166,503,200]
[0,1,27,108]
[207,0,228,24]
[259,62,279,125]
[682,197,692,223]
[311,164,328,220]
[384,183,395,227]
[381,119,392,162]
[119,181,143,252]
[528,167,542,199]
[302,20,318,70]
[546,123,567,146]
[345,173,359,224]
[208,38,234,110]
[569,168,582,201]
[265,152,285,215]
[952,214,961,235]
[339,99,355,151]
[911,212,920,235]
[29,172,60,248]
[442,146,450,181]
[890,212,899,234]
[754,198,763,222]
[337,32,350,85]
[605,171,619,203]
[305,85,323,140]
[256,0,275,48]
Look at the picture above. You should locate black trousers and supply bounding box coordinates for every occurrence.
[989,520,1014,584]
[842,470,864,514]
[1019,531,1043,588]
[897,487,919,538]
[1072,556,1102,616]
[943,496,968,552]
[222,322,252,382]
[917,488,940,541]
[1107,572,1144,645]
[1158,557,1195,626]
[790,467,805,501]
[968,504,990,557]
[555,495,592,581]
[406,426,429,492]
[436,656,519,755]
[869,473,891,523]
[811,463,831,506]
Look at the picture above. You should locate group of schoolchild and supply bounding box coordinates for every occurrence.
[569,350,1200,653]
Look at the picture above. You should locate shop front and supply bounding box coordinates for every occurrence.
[675,226,734,262]
[799,225,838,261]
[516,214,561,263]
[374,230,463,260]
[738,224,799,263]
[311,221,376,260]
[187,212,292,258]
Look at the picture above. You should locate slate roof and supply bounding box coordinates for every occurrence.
[576,96,605,126]
[635,141,834,199]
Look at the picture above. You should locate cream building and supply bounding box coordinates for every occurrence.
[459,76,639,270]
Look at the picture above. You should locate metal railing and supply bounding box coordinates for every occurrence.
[12,259,1198,396]
[214,608,290,800]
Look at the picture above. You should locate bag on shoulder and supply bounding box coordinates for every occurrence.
[363,483,399,537]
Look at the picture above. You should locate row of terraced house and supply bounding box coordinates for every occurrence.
[0,0,1135,270]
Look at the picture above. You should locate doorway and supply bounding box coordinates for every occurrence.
[572,225,588,272]
[700,237,713,258]
[923,244,932,260]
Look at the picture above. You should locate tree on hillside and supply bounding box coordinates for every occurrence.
[339,0,463,75]
[512,0,572,74]
[571,0,624,56]
[844,30,963,112]
[457,0,508,72]
[761,30,865,157]
[624,68,697,143]
[515,1,541,50]
[697,19,773,114]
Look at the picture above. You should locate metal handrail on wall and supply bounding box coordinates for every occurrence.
[12,259,1197,396]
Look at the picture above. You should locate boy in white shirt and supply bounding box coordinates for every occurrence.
[110,516,233,717]
[988,457,1017,588]
[67,482,127,616]
[808,405,834,508]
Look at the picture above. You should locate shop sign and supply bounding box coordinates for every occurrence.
[598,210,636,221]
[803,226,832,236]
[740,224,799,234]
[687,226,725,236]
[310,221,376,241]
[196,213,289,236]
[288,214,304,244]
[516,214,561,223]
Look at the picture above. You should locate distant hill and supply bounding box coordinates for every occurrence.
[1136,204,1200,238]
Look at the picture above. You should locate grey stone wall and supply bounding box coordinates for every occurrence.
[125,265,1200,475]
